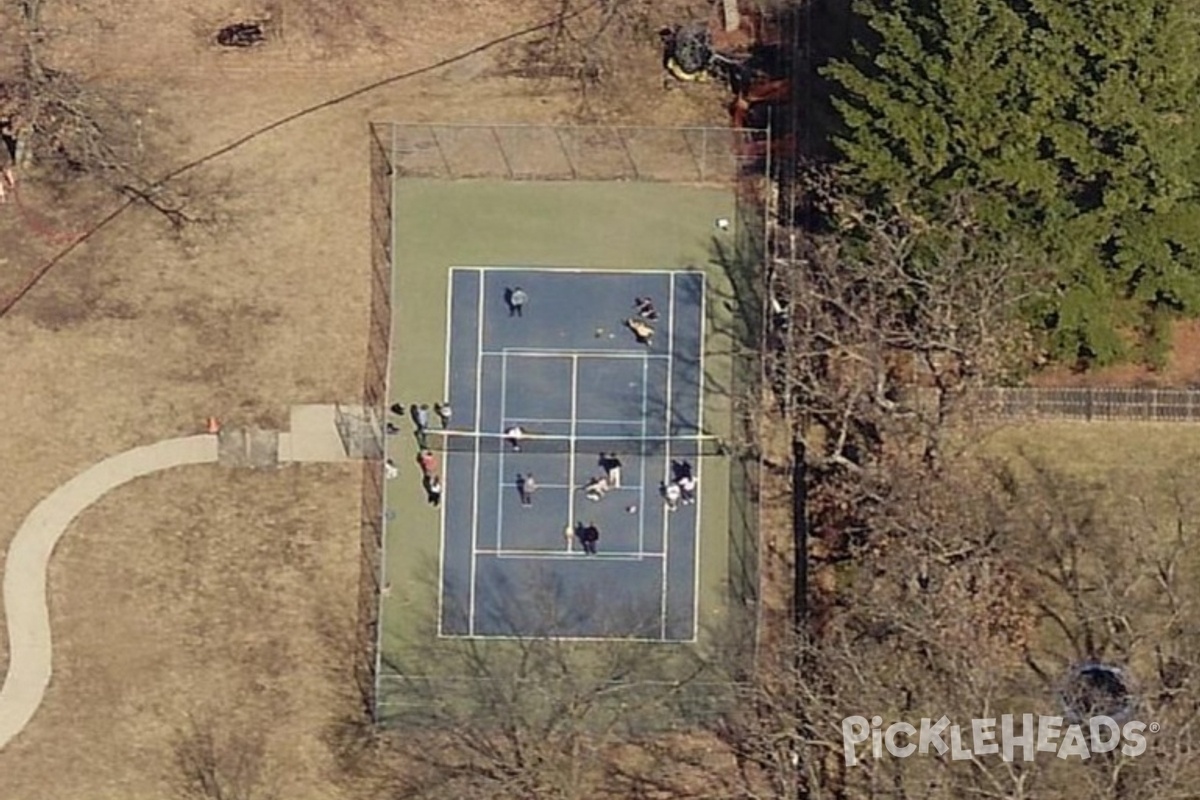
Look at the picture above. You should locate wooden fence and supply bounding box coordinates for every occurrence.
[970,387,1200,422]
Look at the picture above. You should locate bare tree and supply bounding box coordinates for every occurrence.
[515,0,682,114]
[174,717,278,800]
[372,570,714,800]
[3,0,193,225]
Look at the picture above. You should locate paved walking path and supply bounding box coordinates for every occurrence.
[0,404,369,751]
[0,435,219,750]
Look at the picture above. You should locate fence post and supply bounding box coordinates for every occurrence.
[429,126,453,178]
[616,127,639,179]
[1086,387,1093,422]
[491,126,514,179]
[553,127,578,180]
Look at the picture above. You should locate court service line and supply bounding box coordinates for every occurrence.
[467,270,486,637]
[483,349,671,360]
[565,354,580,551]
[660,273,678,640]
[495,350,510,553]
[476,549,663,561]
[498,482,632,491]
[499,416,645,426]
[435,267,458,636]
[692,272,708,641]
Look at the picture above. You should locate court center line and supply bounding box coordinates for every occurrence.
[467,270,486,637]
[565,354,579,549]
[660,272,677,641]
[496,350,509,553]
[638,351,649,555]
[692,271,708,641]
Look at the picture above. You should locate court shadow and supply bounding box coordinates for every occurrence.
[473,560,664,640]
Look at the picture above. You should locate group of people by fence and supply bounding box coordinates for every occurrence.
[385,400,452,506]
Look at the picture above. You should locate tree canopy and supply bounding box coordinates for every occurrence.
[824,0,1200,364]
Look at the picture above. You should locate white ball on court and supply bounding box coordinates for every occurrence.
[626,504,637,514]
[716,217,731,231]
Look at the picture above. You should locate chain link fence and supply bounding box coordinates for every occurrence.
[357,123,392,720]
[387,123,765,183]
[368,122,771,723]
[971,386,1200,422]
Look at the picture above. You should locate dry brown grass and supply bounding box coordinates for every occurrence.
[0,0,728,796]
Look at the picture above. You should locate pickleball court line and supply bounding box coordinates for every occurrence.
[659,273,676,641]
[435,267,457,636]
[466,269,486,637]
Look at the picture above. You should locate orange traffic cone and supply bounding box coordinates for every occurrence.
[206,416,221,434]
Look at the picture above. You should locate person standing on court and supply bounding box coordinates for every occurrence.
[435,401,452,429]
[417,449,438,477]
[505,425,525,452]
[517,473,537,507]
[424,474,442,507]
[599,453,622,488]
[506,286,529,317]
[634,296,660,322]
[581,523,600,555]
[678,474,697,505]
[625,317,654,346]
[662,481,681,511]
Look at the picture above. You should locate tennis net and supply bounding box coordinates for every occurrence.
[407,429,728,457]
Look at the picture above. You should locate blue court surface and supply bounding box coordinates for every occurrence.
[438,267,706,641]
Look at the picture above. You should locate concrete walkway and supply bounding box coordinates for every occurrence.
[0,405,368,751]
[0,436,219,750]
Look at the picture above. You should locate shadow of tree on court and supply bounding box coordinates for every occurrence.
[362,559,725,799]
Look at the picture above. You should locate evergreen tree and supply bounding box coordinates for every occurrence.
[824,0,1200,364]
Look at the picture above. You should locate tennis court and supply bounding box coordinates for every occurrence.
[438,266,708,640]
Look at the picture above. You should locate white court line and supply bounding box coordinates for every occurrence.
[638,352,649,555]
[496,350,509,552]
[500,416,646,426]
[483,349,671,360]
[500,483,635,491]
[467,270,486,637]
[435,267,458,636]
[468,265,679,275]
[436,632,678,643]
[565,354,580,551]
[476,549,663,561]
[692,271,707,641]
[659,273,677,640]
